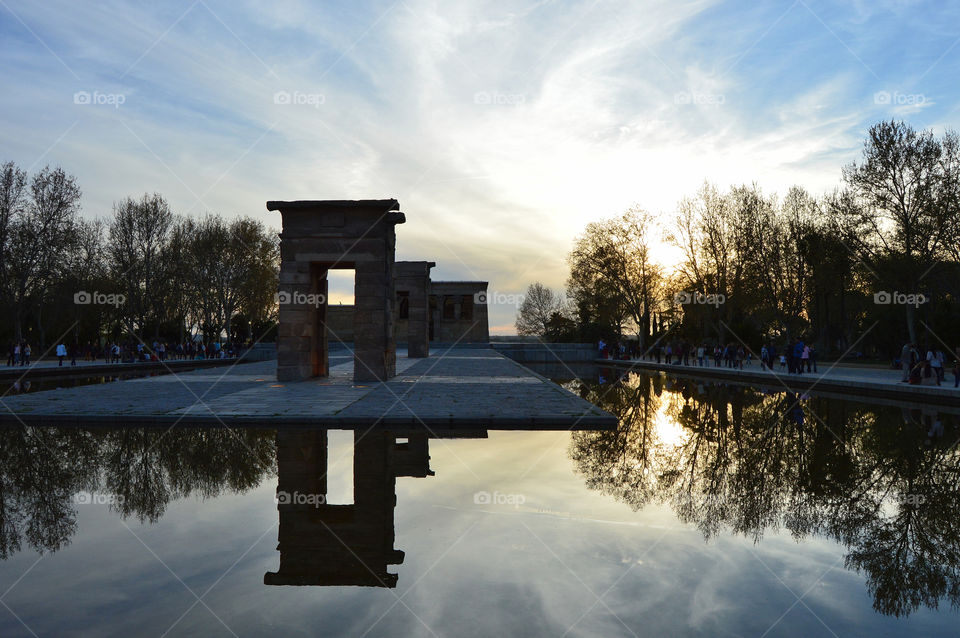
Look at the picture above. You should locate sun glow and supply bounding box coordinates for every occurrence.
[653,400,688,448]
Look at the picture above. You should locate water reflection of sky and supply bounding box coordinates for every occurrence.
[1,420,956,636]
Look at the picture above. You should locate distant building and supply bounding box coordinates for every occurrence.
[327,280,489,345]
[425,281,489,343]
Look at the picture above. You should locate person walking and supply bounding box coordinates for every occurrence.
[69,342,77,366]
[953,355,959,389]
[929,347,943,386]
[908,344,922,384]
[56,342,67,366]
[6,343,13,367]
[22,343,31,366]
[900,342,913,382]
[801,344,810,373]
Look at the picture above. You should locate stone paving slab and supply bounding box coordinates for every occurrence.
[0,348,615,429]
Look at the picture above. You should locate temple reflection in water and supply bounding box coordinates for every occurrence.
[0,373,959,618]
[265,429,486,588]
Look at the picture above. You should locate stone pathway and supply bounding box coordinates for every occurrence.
[0,348,615,429]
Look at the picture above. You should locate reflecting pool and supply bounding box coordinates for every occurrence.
[0,368,958,636]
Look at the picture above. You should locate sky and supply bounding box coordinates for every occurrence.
[1,0,959,333]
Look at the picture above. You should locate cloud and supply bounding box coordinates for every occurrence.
[3,0,960,332]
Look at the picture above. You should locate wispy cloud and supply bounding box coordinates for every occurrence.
[2,0,960,330]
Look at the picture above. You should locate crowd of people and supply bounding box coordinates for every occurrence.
[598,338,818,374]
[897,342,959,388]
[597,336,960,389]
[6,338,250,367]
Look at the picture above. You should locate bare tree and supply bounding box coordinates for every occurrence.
[6,166,82,342]
[0,162,28,306]
[108,193,172,338]
[179,214,278,342]
[569,207,662,346]
[515,282,563,336]
[231,217,279,341]
[835,120,960,342]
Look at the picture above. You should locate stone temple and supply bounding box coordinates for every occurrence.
[269,199,489,383]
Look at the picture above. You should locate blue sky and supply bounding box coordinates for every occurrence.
[1,0,958,332]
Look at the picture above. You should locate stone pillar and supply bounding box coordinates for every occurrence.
[269,199,405,383]
[276,259,315,381]
[394,261,434,358]
[353,259,397,382]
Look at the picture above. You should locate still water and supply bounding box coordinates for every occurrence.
[0,369,957,636]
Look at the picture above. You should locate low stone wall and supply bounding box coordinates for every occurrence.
[240,343,279,361]
[491,343,597,363]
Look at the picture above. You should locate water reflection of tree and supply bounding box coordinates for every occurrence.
[0,426,276,559]
[569,373,663,511]
[572,372,960,617]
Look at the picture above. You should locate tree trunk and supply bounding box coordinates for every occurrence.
[906,303,916,344]
[36,303,45,350]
